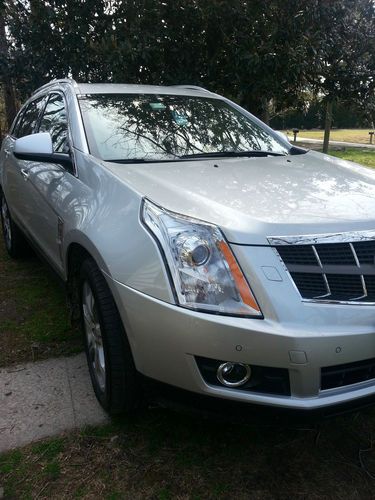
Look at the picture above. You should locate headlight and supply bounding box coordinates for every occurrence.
[142,199,262,317]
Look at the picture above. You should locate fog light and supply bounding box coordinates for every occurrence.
[216,362,251,387]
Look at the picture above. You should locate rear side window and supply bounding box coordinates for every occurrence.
[17,96,45,138]
[39,93,69,153]
[11,109,25,138]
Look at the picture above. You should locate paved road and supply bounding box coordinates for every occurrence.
[0,354,109,453]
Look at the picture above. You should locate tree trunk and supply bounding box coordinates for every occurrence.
[323,99,333,154]
[0,12,17,130]
[261,97,270,125]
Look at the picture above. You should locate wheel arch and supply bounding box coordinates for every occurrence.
[64,234,111,322]
[64,236,135,343]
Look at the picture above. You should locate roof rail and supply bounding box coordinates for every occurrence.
[32,78,78,95]
[171,85,211,93]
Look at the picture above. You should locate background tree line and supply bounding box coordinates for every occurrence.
[1,0,375,151]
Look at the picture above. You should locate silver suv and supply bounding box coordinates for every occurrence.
[2,79,375,414]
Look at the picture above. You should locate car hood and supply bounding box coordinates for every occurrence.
[103,150,375,245]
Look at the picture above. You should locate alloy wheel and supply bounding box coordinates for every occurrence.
[82,281,106,392]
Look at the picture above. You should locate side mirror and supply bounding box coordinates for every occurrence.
[14,132,73,171]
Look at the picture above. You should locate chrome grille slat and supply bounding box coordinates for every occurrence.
[349,243,367,300]
[283,264,375,275]
[275,237,375,304]
[311,245,331,298]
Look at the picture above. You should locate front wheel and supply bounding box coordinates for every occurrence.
[80,258,142,414]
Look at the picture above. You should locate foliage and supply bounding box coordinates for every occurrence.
[271,99,373,130]
[303,0,375,103]
[1,0,375,129]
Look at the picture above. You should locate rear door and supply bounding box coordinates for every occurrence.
[1,95,46,229]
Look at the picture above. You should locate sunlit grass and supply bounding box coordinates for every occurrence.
[329,148,375,168]
[284,128,375,144]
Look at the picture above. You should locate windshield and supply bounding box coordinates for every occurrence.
[78,94,289,162]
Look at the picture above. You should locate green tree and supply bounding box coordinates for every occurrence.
[0,0,17,129]
[303,0,375,152]
[2,0,375,137]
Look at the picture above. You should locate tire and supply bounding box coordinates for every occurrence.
[79,258,142,414]
[0,190,28,258]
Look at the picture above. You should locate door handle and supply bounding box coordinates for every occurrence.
[21,169,29,181]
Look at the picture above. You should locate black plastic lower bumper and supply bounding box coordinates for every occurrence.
[142,376,375,424]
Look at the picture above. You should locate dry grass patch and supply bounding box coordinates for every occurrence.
[285,129,375,144]
[1,408,375,499]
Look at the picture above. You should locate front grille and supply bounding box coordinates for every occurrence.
[275,240,375,303]
[321,358,375,390]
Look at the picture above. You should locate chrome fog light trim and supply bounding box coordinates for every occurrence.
[217,362,251,387]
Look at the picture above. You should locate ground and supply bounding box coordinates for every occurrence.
[0,240,81,367]
[1,145,375,498]
[1,408,375,499]
[284,129,375,145]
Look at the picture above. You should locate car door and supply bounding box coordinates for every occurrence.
[2,96,46,230]
[23,92,74,274]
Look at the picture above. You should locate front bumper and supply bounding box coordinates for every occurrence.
[107,275,375,411]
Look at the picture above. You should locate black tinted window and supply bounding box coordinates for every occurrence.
[17,97,45,138]
[39,93,69,153]
[11,109,24,138]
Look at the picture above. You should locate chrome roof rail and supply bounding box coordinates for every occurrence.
[171,85,211,93]
[32,78,78,95]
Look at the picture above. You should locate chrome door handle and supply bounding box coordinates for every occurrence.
[21,169,29,181]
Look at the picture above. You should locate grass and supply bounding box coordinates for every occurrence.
[0,234,82,367]
[1,408,375,498]
[284,128,375,144]
[328,148,375,169]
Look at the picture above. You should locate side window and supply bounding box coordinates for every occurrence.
[39,93,69,153]
[17,96,45,138]
[11,109,24,138]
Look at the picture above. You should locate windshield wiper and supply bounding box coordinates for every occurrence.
[105,158,176,164]
[105,150,288,163]
[179,150,287,159]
